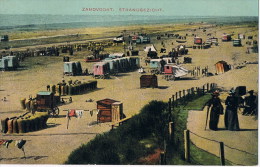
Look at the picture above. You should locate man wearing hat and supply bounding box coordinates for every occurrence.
[206,90,223,131]
[224,89,240,131]
[243,90,257,115]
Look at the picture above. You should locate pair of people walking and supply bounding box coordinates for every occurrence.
[206,89,240,131]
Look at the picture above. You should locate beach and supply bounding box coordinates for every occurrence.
[0,21,258,164]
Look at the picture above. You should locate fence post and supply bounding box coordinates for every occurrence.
[179,91,182,99]
[160,152,166,165]
[184,130,191,162]
[191,87,194,95]
[169,122,173,140]
[168,98,172,120]
[172,95,175,108]
[219,142,225,166]
[175,92,178,107]
[203,85,205,95]
[207,83,209,92]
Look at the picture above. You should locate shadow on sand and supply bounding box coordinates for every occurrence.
[0,155,48,161]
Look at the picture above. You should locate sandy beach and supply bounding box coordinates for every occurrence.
[0,22,258,164]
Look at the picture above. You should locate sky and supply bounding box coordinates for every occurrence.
[0,0,258,16]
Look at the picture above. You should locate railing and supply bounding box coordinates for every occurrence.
[160,82,217,165]
[184,130,258,166]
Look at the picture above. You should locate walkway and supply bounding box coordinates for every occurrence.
[187,100,258,166]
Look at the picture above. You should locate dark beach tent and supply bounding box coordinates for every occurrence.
[17,119,25,133]
[75,61,82,75]
[140,75,158,88]
[68,85,73,95]
[233,39,241,46]
[51,85,56,94]
[131,50,139,56]
[1,118,9,133]
[12,119,18,133]
[235,86,246,96]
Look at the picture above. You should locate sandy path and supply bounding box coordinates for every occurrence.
[187,105,258,166]
[0,24,258,164]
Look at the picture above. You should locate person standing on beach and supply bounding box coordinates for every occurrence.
[224,89,240,131]
[207,91,223,131]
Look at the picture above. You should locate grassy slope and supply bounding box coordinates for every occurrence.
[65,94,232,165]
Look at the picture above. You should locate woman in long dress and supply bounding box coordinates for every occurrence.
[224,90,240,131]
[207,91,223,131]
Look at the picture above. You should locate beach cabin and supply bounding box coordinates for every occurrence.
[2,56,19,70]
[75,61,82,75]
[0,58,8,70]
[93,62,110,78]
[64,62,77,76]
[103,59,118,74]
[150,59,165,74]
[215,61,230,74]
[194,37,202,44]
[143,36,151,43]
[0,35,9,42]
[233,39,242,47]
[222,34,231,41]
[36,91,54,110]
[97,98,123,123]
[140,75,158,88]
[136,36,144,44]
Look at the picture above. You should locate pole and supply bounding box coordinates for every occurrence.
[172,95,175,108]
[169,122,173,140]
[184,130,191,162]
[205,106,210,130]
[160,152,166,165]
[220,142,225,166]
[168,98,172,121]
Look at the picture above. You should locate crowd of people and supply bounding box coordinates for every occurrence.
[206,89,257,131]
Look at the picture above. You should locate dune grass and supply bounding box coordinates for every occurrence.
[65,93,232,165]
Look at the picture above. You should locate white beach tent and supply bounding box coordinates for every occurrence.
[173,65,189,77]
[144,45,157,52]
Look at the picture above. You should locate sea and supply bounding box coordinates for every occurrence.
[0,14,258,31]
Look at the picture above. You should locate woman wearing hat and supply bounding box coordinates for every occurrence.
[224,89,240,131]
[207,90,223,131]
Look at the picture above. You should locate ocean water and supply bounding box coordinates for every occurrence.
[0,14,257,31]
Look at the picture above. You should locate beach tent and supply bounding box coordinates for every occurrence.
[238,34,245,39]
[222,34,231,41]
[233,39,242,46]
[109,53,125,59]
[194,37,202,44]
[215,61,230,74]
[164,64,189,77]
[144,45,157,52]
